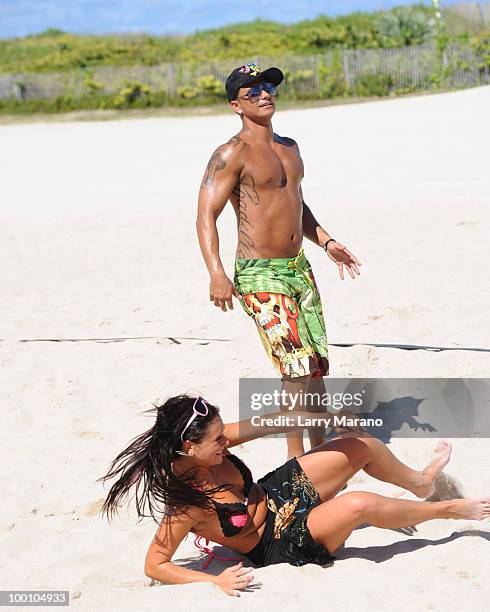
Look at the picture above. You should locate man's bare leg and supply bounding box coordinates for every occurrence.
[281,375,309,460]
[281,373,331,459]
[305,373,327,450]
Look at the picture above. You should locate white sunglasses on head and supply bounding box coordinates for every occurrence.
[180,397,209,443]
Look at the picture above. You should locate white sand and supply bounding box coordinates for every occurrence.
[1,86,489,610]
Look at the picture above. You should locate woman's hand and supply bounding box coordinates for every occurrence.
[214,561,254,596]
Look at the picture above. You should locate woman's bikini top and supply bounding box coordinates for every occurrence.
[212,453,254,538]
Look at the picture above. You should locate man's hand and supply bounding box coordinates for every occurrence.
[326,241,362,280]
[210,272,238,312]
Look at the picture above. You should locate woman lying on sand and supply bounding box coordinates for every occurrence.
[100,395,489,597]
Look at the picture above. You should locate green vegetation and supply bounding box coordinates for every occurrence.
[0,91,225,114]
[0,5,444,73]
[0,32,180,73]
[0,4,489,115]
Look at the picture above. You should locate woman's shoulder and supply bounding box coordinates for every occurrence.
[162,504,211,534]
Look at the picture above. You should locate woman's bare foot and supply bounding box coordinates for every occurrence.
[413,440,452,499]
[447,497,490,520]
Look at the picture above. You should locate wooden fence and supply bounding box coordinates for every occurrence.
[0,42,489,102]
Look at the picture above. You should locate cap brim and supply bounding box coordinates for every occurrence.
[260,67,284,87]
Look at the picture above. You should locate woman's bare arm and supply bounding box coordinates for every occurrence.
[144,511,253,596]
[224,410,328,447]
[144,512,211,584]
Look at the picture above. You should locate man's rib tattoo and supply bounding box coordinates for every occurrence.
[234,174,259,259]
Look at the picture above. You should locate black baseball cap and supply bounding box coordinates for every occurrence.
[225,63,284,101]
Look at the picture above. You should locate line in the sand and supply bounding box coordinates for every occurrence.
[332,342,490,353]
[2,337,490,353]
[13,336,231,344]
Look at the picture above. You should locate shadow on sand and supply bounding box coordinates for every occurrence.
[151,530,489,591]
[335,529,490,563]
[325,394,436,444]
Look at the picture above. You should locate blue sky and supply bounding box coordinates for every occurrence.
[0,1,485,38]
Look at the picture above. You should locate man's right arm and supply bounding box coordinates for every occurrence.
[196,143,243,312]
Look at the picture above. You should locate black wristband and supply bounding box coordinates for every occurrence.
[323,238,336,252]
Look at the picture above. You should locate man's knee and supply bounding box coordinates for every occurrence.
[281,375,311,408]
[281,374,311,385]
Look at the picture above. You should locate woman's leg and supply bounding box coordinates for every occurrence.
[297,435,452,502]
[307,491,490,553]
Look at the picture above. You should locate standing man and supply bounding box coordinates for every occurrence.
[196,63,361,459]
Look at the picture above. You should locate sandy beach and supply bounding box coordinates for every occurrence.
[1,86,489,610]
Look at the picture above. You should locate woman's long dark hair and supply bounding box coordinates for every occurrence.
[98,394,231,523]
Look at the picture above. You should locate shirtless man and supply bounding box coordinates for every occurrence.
[196,63,362,459]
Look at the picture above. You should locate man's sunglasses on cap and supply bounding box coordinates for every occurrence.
[238,82,277,101]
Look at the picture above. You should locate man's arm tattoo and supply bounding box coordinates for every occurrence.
[202,137,245,188]
[227,135,246,150]
[202,151,226,187]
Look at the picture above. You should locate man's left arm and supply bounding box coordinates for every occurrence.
[300,184,362,280]
[301,185,332,247]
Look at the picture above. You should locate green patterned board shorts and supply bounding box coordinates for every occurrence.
[234,249,329,379]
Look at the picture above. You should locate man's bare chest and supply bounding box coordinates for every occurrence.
[240,145,304,192]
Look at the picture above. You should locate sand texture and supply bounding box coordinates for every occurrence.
[1,86,489,610]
